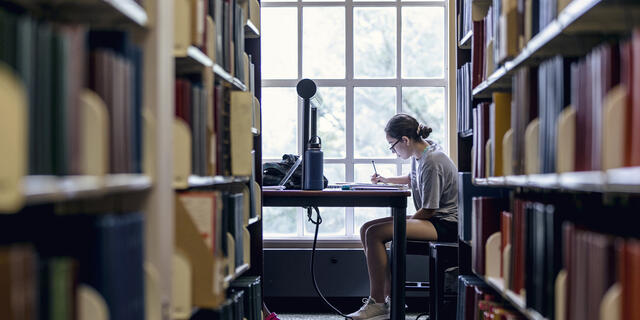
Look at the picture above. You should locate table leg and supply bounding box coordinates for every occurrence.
[391,206,406,320]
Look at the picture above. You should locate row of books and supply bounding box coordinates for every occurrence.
[0,211,145,320]
[176,77,210,176]
[457,63,473,133]
[178,189,255,271]
[470,0,573,87]
[471,32,640,178]
[0,8,144,176]
[175,0,257,83]
[457,275,525,320]
[471,194,640,320]
[192,275,262,320]
[174,79,256,178]
[457,0,472,44]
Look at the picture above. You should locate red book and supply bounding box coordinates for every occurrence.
[472,197,507,275]
[472,20,485,88]
[621,40,634,167]
[630,30,640,165]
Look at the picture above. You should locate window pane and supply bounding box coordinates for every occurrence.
[354,87,396,158]
[304,207,346,236]
[402,7,444,78]
[262,88,298,158]
[324,163,345,184]
[354,208,390,235]
[354,8,396,78]
[317,87,346,158]
[303,7,345,79]
[401,87,445,146]
[262,8,297,79]
[264,207,298,236]
[354,163,396,183]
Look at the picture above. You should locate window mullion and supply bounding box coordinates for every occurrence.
[345,0,355,236]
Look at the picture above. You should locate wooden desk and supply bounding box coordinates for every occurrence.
[263,189,410,320]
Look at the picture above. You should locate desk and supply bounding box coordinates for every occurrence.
[263,189,410,320]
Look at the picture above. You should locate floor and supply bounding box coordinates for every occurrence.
[278,314,427,320]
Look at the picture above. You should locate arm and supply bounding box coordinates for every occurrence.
[410,208,436,220]
[370,174,410,185]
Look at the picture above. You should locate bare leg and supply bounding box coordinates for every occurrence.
[359,217,394,255]
[364,218,439,302]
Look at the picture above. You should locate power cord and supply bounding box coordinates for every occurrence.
[307,206,354,320]
[307,206,427,320]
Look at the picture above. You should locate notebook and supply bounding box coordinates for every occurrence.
[326,182,408,190]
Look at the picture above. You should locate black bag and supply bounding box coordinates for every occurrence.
[263,154,328,189]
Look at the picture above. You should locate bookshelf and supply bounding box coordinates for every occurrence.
[459,30,473,49]
[213,63,249,91]
[0,0,263,318]
[471,0,640,98]
[455,0,640,318]
[171,0,264,317]
[7,0,149,27]
[23,174,152,205]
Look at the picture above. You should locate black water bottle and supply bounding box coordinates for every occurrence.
[304,137,324,190]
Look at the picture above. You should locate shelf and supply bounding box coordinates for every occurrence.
[12,0,148,27]
[247,216,260,226]
[224,263,250,285]
[471,0,640,98]
[180,175,251,190]
[23,174,152,205]
[459,30,473,49]
[475,274,548,320]
[175,46,213,73]
[245,20,260,38]
[459,129,473,138]
[472,167,640,193]
[213,64,247,91]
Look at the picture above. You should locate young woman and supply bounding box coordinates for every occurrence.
[347,114,458,320]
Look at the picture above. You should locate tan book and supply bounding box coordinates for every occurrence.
[206,16,216,64]
[230,91,253,176]
[491,93,512,176]
[556,106,576,173]
[249,0,261,33]
[0,64,27,212]
[178,192,220,252]
[174,0,192,56]
[602,85,627,170]
[525,118,540,174]
[192,0,205,47]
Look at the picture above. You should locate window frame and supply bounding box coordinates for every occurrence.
[261,0,450,245]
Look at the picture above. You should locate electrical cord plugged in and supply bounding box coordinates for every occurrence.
[306,206,355,320]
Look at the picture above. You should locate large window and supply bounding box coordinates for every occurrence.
[261,0,449,242]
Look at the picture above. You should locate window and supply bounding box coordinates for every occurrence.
[261,0,449,242]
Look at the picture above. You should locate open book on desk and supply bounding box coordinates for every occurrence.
[326,182,409,190]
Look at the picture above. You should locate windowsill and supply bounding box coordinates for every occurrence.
[264,238,364,249]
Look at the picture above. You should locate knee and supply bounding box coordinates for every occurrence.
[365,225,382,244]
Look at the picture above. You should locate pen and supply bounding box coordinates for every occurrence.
[371,160,378,180]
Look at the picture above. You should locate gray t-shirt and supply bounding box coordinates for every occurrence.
[410,141,458,222]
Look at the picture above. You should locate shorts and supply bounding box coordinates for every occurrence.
[429,217,458,242]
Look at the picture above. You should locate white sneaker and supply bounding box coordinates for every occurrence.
[384,296,408,310]
[346,297,390,320]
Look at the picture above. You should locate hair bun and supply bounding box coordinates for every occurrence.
[417,124,432,139]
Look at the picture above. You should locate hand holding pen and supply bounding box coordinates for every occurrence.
[370,160,385,184]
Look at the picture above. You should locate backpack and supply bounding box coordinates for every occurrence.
[263,154,328,189]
